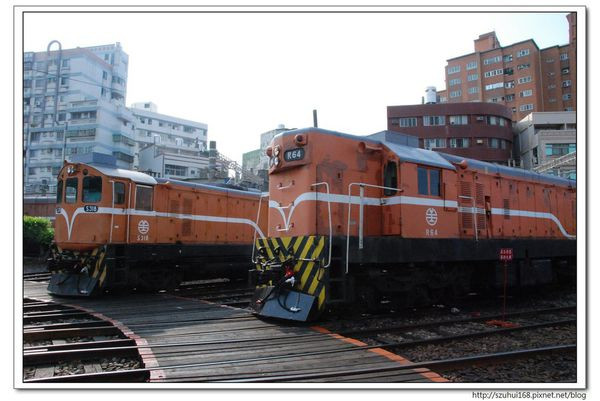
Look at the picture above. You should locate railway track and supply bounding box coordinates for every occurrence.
[23,298,148,383]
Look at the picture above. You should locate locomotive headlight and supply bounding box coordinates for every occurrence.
[273,146,281,156]
[273,157,280,167]
[67,165,75,175]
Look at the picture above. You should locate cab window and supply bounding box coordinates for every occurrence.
[417,166,441,196]
[135,185,153,211]
[65,178,78,203]
[56,179,63,204]
[383,161,398,196]
[82,176,102,203]
[114,182,126,205]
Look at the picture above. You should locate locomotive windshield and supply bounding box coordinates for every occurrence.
[56,179,63,204]
[82,176,102,203]
[65,178,78,203]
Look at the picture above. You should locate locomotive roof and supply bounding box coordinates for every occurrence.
[438,153,576,188]
[155,178,263,198]
[89,164,158,185]
[276,128,455,170]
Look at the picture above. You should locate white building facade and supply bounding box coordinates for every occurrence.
[515,111,576,179]
[129,102,208,177]
[24,42,135,194]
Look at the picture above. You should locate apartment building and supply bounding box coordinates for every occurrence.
[23,42,135,194]
[439,12,576,122]
[130,102,208,178]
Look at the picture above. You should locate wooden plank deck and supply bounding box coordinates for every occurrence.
[23,281,448,383]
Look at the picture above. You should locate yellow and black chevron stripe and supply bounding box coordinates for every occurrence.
[255,235,328,311]
[89,246,109,288]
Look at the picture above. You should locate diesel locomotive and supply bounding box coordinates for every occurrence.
[249,128,576,321]
[48,160,268,296]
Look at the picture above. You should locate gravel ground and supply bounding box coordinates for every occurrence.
[444,354,576,383]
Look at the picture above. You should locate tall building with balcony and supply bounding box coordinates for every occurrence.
[437,12,576,122]
[130,102,208,179]
[23,42,135,194]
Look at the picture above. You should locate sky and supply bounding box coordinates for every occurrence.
[22,9,572,163]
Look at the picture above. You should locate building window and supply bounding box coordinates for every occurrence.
[546,58,555,63]
[504,68,514,76]
[61,59,70,68]
[485,82,503,91]
[449,78,461,86]
[484,69,504,78]
[517,63,530,70]
[423,138,446,149]
[135,185,153,211]
[561,67,570,74]
[449,138,470,148]
[468,87,479,94]
[466,61,478,70]
[450,90,462,98]
[505,94,515,102]
[560,53,569,61]
[467,74,478,82]
[519,104,534,112]
[383,161,398,196]
[489,138,500,148]
[165,164,187,176]
[82,176,102,203]
[448,65,461,74]
[516,49,530,57]
[520,89,533,97]
[487,116,499,125]
[562,93,572,100]
[483,56,502,65]
[505,80,515,89]
[60,77,69,86]
[423,116,445,126]
[562,80,572,87]
[417,167,440,196]
[449,115,468,125]
[518,76,532,84]
[499,118,507,127]
[503,54,513,63]
[545,143,576,156]
[398,117,417,127]
[548,84,556,89]
[65,177,78,203]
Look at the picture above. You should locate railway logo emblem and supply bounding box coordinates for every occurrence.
[138,220,150,235]
[425,208,438,226]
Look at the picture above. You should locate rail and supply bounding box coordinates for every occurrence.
[309,182,332,268]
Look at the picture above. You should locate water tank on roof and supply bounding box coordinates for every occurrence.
[425,87,437,104]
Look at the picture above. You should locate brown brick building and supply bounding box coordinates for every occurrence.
[437,12,576,122]
[387,102,513,164]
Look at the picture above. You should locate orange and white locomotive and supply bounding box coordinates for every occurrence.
[249,128,576,321]
[49,157,267,296]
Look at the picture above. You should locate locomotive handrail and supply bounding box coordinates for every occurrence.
[345,182,404,274]
[310,182,332,269]
[109,180,115,243]
[251,192,269,264]
[126,182,132,244]
[277,181,295,190]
